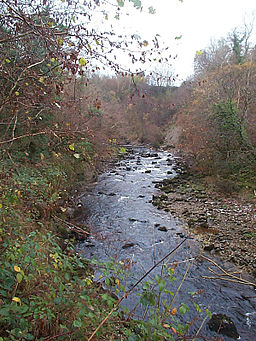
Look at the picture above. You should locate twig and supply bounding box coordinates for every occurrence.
[0,131,47,145]
[201,255,256,288]
[43,331,73,341]
[87,237,188,341]
[52,215,90,236]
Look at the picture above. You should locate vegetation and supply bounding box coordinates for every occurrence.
[167,28,256,193]
[1,0,255,339]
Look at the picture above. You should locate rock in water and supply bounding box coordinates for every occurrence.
[208,314,239,339]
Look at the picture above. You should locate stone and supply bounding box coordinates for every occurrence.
[204,244,215,252]
[122,242,135,249]
[208,314,239,339]
[158,226,168,232]
[145,170,152,173]
[129,218,137,222]
[108,192,116,196]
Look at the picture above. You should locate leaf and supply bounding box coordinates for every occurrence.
[40,153,44,160]
[171,327,177,334]
[58,38,64,45]
[119,147,127,153]
[15,91,20,96]
[69,143,75,151]
[193,302,202,313]
[175,35,182,40]
[117,0,124,6]
[12,297,21,304]
[206,308,212,319]
[196,50,203,55]
[129,0,142,9]
[14,265,21,272]
[171,307,177,316]
[5,58,11,63]
[142,40,148,47]
[16,273,23,283]
[73,319,82,328]
[39,77,45,84]
[79,58,87,66]
[74,153,80,159]
[179,305,187,314]
[148,6,156,14]
[0,204,2,209]
[163,323,170,328]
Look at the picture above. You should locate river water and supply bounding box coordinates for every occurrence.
[76,147,256,340]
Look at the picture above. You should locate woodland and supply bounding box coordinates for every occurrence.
[0,0,255,340]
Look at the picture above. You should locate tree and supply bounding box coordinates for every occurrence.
[0,0,163,152]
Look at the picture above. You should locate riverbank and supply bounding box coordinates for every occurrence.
[0,140,129,340]
[152,156,256,277]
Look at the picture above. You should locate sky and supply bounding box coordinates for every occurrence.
[107,0,256,84]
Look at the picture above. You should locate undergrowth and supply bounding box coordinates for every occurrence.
[0,136,212,340]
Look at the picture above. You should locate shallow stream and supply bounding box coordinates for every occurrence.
[76,147,256,340]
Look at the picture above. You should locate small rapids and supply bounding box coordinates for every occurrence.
[76,146,256,340]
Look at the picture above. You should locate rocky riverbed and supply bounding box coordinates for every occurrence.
[152,158,256,276]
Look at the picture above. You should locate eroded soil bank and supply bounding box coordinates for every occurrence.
[152,158,256,276]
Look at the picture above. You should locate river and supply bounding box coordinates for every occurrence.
[76,146,256,340]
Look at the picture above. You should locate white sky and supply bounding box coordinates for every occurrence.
[107,0,256,83]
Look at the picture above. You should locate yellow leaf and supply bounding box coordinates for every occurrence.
[14,265,21,272]
[79,58,87,66]
[25,82,29,86]
[40,153,45,160]
[0,204,2,209]
[115,278,120,286]
[48,21,54,27]
[58,38,64,45]
[50,58,56,63]
[39,77,45,84]
[60,207,67,212]
[12,297,21,304]
[69,143,75,151]
[15,91,19,96]
[196,50,203,55]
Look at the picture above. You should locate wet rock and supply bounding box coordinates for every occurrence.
[154,223,160,227]
[152,161,157,164]
[208,314,239,339]
[108,192,116,196]
[150,153,159,157]
[204,244,215,252]
[158,226,168,232]
[129,218,137,222]
[138,195,145,198]
[83,240,95,247]
[122,242,135,249]
[176,232,186,238]
[167,171,172,174]
[126,166,132,171]
[145,169,152,173]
